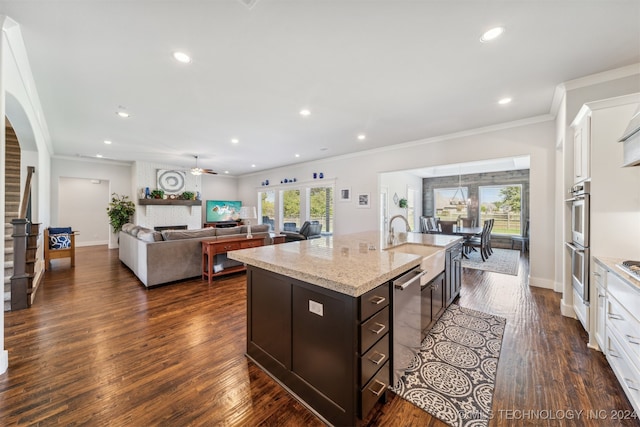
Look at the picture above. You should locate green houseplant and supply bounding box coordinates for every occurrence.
[398,198,408,208]
[150,189,164,199]
[106,193,135,234]
[181,191,195,200]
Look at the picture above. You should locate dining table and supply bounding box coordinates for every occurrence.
[447,226,483,259]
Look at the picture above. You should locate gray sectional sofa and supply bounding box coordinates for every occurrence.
[118,223,272,287]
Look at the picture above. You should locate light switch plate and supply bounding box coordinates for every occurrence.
[309,300,324,316]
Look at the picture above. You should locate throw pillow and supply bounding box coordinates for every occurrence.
[49,233,71,249]
[49,226,72,235]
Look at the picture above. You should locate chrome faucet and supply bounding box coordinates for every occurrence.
[388,214,412,243]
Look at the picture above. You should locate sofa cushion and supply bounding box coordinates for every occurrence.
[215,226,242,236]
[138,230,163,242]
[161,228,217,241]
[122,223,136,234]
[49,226,72,235]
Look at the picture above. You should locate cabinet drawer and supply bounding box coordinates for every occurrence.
[360,360,390,419]
[606,328,640,412]
[607,296,640,369]
[216,241,241,252]
[359,283,390,321]
[608,272,640,322]
[360,306,389,354]
[593,262,607,288]
[360,334,389,387]
[240,240,263,249]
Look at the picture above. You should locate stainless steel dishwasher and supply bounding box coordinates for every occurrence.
[392,266,427,385]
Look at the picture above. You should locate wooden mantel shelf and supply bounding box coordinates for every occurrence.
[138,199,202,206]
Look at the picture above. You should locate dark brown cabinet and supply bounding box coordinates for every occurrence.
[445,242,463,305]
[246,266,392,426]
[421,271,445,340]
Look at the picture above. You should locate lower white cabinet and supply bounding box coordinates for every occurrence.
[605,266,640,414]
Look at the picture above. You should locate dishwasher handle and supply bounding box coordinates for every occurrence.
[393,268,426,291]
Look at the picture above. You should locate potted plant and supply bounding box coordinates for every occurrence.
[106,193,135,234]
[398,198,408,208]
[181,191,195,200]
[150,189,164,199]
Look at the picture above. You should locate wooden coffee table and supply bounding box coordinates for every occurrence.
[201,236,264,284]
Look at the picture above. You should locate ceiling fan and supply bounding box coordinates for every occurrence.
[190,155,217,175]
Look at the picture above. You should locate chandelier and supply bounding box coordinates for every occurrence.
[449,174,469,206]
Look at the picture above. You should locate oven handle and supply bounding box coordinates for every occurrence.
[565,242,584,253]
[565,196,585,202]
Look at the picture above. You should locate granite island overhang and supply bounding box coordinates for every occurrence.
[227,230,462,297]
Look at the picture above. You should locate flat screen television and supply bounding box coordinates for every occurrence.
[206,200,242,223]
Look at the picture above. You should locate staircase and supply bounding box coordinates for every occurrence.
[4,124,21,311]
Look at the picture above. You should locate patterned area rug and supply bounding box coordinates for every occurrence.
[391,304,506,427]
[461,248,520,276]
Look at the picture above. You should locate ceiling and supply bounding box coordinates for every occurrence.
[1,0,639,176]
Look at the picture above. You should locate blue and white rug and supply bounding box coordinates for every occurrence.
[391,304,506,427]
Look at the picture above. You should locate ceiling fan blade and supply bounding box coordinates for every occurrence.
[203,169,218,175]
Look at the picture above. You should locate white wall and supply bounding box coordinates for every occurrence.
[380,171,423,232]
[237,118,557,289]
[59,177,110,246]
[51,157,132,249]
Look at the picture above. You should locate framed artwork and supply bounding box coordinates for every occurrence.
[357,193,371,208]
[157,169,186,194]
[339,188,351,202]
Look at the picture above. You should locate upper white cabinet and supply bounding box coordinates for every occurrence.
[572,113,591,183]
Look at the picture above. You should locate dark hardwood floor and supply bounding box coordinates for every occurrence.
[0,246,637,426]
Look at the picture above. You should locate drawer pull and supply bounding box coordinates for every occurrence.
[368,351,386,365]
[368,379,387,397]
[608,313,624,321]
[369,322,386,335]
[626,335,640,345]
[369,296,386,305]
[624,378,639,391]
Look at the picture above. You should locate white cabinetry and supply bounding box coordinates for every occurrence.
[572,114,591,183]
[593,261,607,352]
[594,257,640,415]
[606,272,640,414]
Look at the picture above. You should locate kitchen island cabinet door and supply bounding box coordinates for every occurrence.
[247,268,292,374]
[290,285,356,419]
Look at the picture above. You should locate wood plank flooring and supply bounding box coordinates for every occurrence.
[0,246,637,426]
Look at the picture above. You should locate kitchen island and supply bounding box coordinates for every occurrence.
[228,231,461,426]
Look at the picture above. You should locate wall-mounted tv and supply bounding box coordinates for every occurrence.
[206,200,242,223]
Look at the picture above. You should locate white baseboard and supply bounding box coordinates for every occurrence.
[560,298,576,318]
[0,349,8,375]
[529,275,555,289]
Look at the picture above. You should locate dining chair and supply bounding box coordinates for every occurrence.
[511,219,530,252]
[486,218,495,256]
[438,220,456,234]
[44,226,78,270]
[461,217,475,227]
[463,220,492,261]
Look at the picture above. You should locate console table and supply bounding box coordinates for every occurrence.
[201,236,264,284]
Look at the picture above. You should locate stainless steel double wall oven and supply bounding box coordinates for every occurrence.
[566,180,590,304]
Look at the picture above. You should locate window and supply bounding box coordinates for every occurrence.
[281,189,301,231]
[309,186,333,234]
[478,184,522,235]
[259,190,275,231]
[433,187,469,220]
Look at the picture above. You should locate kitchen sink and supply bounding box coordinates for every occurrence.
[386,243,446,283]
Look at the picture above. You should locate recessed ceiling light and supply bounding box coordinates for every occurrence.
[300,109,311,117]
[104,140,112,145]
[96,154,103,158]
[295,153,300,158]
[498,97,512,105]
[173,51,192,64]
[251,164,256,168]
[357,134,366,141]
[116,111,130,118]
[480,27,505,43]
[231,138,239,144]
[224,170,229,174]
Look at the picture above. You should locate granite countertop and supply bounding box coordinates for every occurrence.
[227,231,462,297]
[594,255,640,294]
